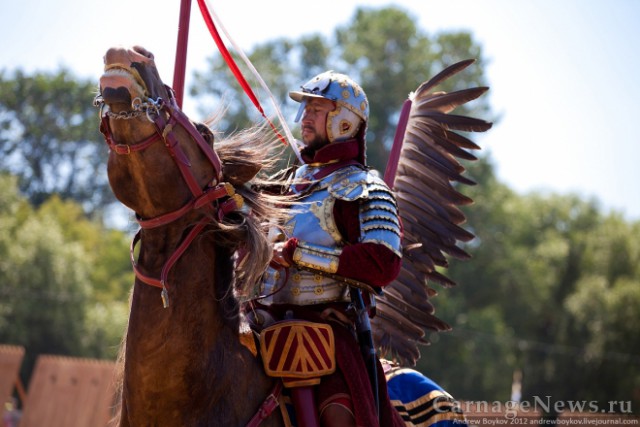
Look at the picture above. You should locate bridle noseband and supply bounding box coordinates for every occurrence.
[95,85,243,308]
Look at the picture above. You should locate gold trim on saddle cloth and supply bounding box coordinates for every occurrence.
[259,320,336,388]
[239,330,258,357]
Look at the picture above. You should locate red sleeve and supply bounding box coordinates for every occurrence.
[333,199,401,287]
[281,237,298,265]
[337,242,401,287]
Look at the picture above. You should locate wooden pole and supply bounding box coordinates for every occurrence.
[173,0,192,108]
[383,98,412,188]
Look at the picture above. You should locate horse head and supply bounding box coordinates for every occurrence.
[97,45,228,222]
[100,45,168,115]
[96,45,285,302]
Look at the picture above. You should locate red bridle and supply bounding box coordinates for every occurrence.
[98,86,243,308]
[98,85,283,427]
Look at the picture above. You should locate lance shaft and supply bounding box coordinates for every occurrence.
[173,0,192,108]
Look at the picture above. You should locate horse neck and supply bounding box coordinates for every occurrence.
[128,219,237,353]
[123,222,265,422]
[121,220,281,426]
[120,219,281,425]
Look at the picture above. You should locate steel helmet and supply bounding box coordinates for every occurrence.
[289,71,369,143]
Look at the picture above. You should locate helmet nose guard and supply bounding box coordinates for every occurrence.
[290,71,369,142]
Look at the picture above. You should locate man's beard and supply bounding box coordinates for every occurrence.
[300,134,330,159]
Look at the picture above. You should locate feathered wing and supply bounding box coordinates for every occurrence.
[372,59,492,366]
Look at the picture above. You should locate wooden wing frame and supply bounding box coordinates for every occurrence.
[372,59,492,366]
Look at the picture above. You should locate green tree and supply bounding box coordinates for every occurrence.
[191,6,491,173]
[430,158,640,411]
[562,216,640,409]
[0,175,131,381]
[0,68,112,216]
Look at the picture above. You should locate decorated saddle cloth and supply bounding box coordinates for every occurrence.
[255,305,405,427]
[384,362,468,427]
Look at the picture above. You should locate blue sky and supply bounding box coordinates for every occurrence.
[2,0,639,220]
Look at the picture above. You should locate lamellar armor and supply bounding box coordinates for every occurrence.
[259,163,402,305]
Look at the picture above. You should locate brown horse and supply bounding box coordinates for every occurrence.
[97,46,286,427]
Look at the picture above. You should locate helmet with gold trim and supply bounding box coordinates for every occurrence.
[289,71,369,144]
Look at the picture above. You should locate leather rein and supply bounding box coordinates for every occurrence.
[96,85,244,308]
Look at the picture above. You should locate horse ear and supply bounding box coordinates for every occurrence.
[194,122,215,145]
[222,162,262,187]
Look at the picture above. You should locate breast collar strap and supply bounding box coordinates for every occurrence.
[245,381,283,427]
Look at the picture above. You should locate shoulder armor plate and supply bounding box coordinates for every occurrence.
[327,165,376,201]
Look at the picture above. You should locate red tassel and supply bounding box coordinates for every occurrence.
[196,0,287,144]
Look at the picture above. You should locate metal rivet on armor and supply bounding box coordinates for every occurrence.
[360,101,367,111]
[314,286,324,295]
[293,273,302,283]
[291,287,301,296]
[342,90,350,99]
[313,274,323,283]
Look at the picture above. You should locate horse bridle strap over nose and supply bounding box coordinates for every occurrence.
[98,86,244,307]
[99,85,223,185]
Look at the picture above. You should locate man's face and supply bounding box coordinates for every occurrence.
[300,97,335,156]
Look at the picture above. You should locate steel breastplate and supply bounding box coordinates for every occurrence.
[259,164,367,305]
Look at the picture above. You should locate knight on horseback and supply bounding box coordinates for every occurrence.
[97,39,486,426]
[248,71,406,427]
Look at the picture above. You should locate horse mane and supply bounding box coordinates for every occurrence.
[201,118,291,295]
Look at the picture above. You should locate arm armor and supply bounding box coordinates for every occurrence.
[358,182,402,257]
[326,166,402,257]
[292,241,342,274]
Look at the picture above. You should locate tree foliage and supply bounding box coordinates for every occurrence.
[0,68,112,216]
[0,175,131,381]
[424,158,640,410]
[191,6,490,173]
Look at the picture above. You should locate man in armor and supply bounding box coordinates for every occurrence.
[254,71,405,427]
